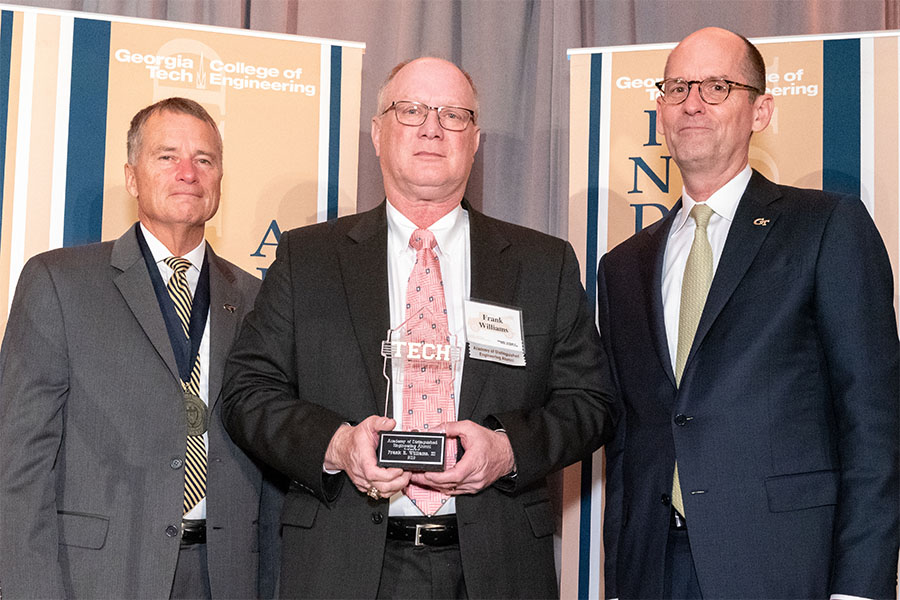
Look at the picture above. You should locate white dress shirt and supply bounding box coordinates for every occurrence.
[385,201,470,517]
[661,166,750,370]
[140,224,210,520]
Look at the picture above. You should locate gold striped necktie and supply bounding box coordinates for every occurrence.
[163,256,207,514]
[672,203,714,517]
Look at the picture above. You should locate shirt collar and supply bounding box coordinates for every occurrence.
[672,165,751,234]
[385,200,466,256]
[139,223,206,271]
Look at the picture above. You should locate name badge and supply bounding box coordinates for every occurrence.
[464,299,526,366]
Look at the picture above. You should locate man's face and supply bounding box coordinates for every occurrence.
[371,58,481,204]
[124,110,222,235]
[656,28,771,181]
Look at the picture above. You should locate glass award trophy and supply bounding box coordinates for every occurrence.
[377,304,462,471]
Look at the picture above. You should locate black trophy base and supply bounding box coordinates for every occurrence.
[377,430,446,472]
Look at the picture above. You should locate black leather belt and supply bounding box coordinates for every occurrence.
[670,509,687,531]
[386,515,458,547]
[181,519,206,545]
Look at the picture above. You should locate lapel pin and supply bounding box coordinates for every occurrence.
[223,304,236,313]
[753,217,770,226]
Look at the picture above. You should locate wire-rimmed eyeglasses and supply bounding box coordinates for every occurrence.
[655,78,764,105]
[381,100,476,131]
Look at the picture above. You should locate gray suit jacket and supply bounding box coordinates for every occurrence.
[0,224,275,599]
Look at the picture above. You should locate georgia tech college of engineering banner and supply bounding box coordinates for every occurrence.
[0,4,364,333]
[564,31,900,599]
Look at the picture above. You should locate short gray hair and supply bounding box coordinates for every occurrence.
[127,97,222,163]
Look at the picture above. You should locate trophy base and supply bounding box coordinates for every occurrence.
[377,430,446,472]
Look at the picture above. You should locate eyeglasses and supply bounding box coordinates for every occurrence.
[655,78,764,105]
[381,100,476,131]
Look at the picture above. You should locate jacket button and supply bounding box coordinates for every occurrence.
[660,494,671,506]
[674,414,688,426]
[170,458,183,469]
[371,512,384,524]
[165,525,179,537]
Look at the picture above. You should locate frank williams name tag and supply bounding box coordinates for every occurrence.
[464,299,526,366]
[377,431,446,471]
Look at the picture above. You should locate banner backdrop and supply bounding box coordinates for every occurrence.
[565,31,900,599]
[0,4,364,334]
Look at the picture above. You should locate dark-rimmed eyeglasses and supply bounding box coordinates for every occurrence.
[655,78,764,105]
[381,100,476,131]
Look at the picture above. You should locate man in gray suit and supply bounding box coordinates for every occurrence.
[0,98,275,599]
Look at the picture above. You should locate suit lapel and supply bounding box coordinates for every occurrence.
[338,204,391,414]
[457,203,516,421]
[686,171,782,371]
[640,205,680,390]
[111,224,180,381]
[207,247,241,411]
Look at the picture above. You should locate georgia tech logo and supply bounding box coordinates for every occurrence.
[753,217,770,226]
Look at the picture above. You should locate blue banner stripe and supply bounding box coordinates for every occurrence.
[0,11,14,239]
[822,39,860,197]
[327,45,341,221]
[63,18,110,247]
[579,51,603,600]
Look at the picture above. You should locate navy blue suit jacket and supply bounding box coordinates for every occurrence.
[598,171,899,598]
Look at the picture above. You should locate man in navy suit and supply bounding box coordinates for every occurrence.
[598,27,899,598]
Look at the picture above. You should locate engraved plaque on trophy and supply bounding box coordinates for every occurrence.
[376,305,461,471]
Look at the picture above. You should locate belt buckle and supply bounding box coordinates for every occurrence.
[414,523,443,546]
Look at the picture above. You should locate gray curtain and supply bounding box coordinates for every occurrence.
[8,0,897,238]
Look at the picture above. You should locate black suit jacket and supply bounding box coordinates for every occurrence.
[223,201,618,599]
[597,171,899,598]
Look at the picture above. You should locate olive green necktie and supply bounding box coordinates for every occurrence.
[672,203,714,517]
[164,256,207,514]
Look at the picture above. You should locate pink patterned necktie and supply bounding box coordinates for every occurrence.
[402,228,457,516]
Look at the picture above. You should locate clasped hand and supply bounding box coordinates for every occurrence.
[323,416,515,497]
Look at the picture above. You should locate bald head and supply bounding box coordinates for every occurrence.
[376,57,479,118]
[656,27,774,200]
[666,27,766,99]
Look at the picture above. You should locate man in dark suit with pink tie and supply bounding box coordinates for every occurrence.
[223,57,618,599]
